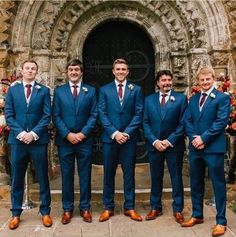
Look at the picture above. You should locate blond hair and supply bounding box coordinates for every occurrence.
[196,67,215,80]
[112,58,128,69]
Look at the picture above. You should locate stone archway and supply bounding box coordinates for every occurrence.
[0,0,235,186]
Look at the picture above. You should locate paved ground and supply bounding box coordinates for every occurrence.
[0,199,236,237]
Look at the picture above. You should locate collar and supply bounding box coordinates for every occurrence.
[69,81,81,88]
[160,90,171,97]
[23,81,35,87]
[114,79,127,87]
[201,86,214,96]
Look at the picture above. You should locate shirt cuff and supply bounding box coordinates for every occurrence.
[30,131,39,141]
[16,131,26,141]
[152,139,159,146]
[123,132,130,139]
[166,139,173,148]
[111,131,119,140]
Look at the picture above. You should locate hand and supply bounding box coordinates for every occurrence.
[154,140,166,152]
[114,132,128,144]
[160,139,171,149]
[66,132,80,144]
[21,133,34,144]
[76,132,86,142]
[192,135,204,149]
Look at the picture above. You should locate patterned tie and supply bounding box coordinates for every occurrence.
[161,94,167,106]
[25,84,32,99]
[199,93,207,107]
[72,85,78,97]
[118,84,123,99]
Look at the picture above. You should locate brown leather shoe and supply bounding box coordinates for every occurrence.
[181,217,204,227]
[61,211,73,225]
[145,210,163,221]
[80,210,92,223]
[42,215,53,227]
[124,210,142,221]
[8,216,20,230]
[212,224,226,237]
[99,210,114,222]
[173,212,184,224]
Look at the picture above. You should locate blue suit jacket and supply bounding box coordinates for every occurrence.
[143,91,187,152]
[98,81,143,143]
[185,88,230,153]
[52,82,98,146]
[5,82,51,145]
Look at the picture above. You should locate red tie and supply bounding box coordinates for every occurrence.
[25,84,32,99]
[118,84,123,99]
[72,85,78,97]
[199,93,207,107]
[161,94,167,106]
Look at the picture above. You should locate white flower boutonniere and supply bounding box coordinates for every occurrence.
[35,85,41,90]
[82,86,88,93]
[128,84,134,90]
[210,92,216,99]
[170,96,175,102]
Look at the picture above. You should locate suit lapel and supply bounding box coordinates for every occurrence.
[110,82,122,108]
[75,83,86,114]
[63,83,76,112]
[198,89,216,120]
[121,83,132,109]
[27,83,39,110]
[154,92,163,120]
[18,83,28,108]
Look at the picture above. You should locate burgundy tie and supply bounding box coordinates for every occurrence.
[161,94,167,106]
[199,93,207,107]
[72,85,78,97]
[25,84,32,99]
[118,84,123,99]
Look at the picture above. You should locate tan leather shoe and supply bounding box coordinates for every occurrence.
[8,216,20,230]
[42,215,53,227]
[181,217,203,227]
[173,212,184,224]
[145,210,163,221]
[212,224,226,237]
[61,211,73,225]
[80,210,92,223]
[99,210,114,222]
[124,210,142,221]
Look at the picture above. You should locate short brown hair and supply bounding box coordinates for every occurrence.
[21,60,38,71]
[67,58,84,72]
[112,58,128,69]
[196,67,215,80]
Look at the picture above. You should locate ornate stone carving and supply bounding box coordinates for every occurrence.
[175,0,207,48]
[32,1,66,49]
[0,1,15,47]
[210,52,230,67]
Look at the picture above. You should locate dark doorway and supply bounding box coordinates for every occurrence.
[83,21,155,164]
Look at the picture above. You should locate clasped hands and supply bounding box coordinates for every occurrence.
[114,132,129,144]
[192,135,205,149]
[67,132,86,144]
[21,132,34,144]
[154,139,171,152]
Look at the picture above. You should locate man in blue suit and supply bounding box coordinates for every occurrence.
[98,58,143,222]
[143,70,187,224]
[52,59,97,224]
[182,67,230,237]
[5,60,52,229]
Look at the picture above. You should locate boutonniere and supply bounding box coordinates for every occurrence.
[210,92,216,99]
[82,86,88,93]
[128,84,134,90]
[35,85,41,90]
[170,96,175,102]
